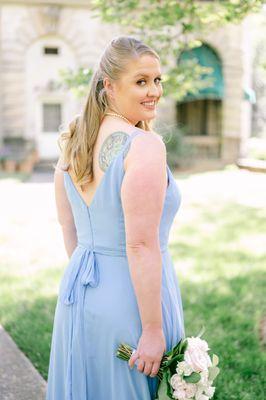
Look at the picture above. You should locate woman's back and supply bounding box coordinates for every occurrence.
[46,34,186,400]
[46,128,185,399]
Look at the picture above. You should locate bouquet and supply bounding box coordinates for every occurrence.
[116,328,220,400]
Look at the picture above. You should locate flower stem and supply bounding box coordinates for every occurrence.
[116,343,169,381]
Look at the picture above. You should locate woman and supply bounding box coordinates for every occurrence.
[46,35,185,400]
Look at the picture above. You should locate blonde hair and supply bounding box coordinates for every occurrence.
[56,35,160,191]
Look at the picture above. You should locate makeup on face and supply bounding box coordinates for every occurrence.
[111,55,163,123]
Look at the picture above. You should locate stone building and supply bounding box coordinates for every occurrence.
[0,0,260,168]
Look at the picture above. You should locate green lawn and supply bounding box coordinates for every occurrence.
[0,169,265,399]
[171,201,266,399]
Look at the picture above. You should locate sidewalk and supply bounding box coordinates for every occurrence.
[0,324,47,400]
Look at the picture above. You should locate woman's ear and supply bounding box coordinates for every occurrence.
[103,77,115,99]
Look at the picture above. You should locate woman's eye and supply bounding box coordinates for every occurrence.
[137,77,162,86]
[155,77,162,84]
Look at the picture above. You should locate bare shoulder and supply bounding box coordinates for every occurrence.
[124,128,166,171]
[130,128,166,156]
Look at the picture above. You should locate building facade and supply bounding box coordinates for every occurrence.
[0,0,260,166]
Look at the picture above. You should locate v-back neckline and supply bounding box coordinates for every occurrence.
[64,129,172,210]
[64,129,140,210]
[65,157,118,210]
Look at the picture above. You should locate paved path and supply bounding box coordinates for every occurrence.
[0,325,47,400]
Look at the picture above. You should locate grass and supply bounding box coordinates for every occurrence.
[0,263,61,378]
[0,169,265,398]
[170,201,266,399]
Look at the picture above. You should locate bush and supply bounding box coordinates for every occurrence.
[156,124,196,169]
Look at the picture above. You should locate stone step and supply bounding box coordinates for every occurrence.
[236,157,266,173]
[0,325,47,400]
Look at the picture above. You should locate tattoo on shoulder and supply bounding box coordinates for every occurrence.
[98,131,130,172]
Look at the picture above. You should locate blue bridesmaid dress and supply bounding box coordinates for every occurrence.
[46,129,185,400]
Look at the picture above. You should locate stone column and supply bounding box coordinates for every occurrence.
[220,15,256,163]
[219,23,244,163]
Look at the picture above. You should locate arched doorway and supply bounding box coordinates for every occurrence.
[25,36,79,160]
[177,44,224,158]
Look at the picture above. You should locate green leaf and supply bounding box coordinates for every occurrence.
[179,339,188,354]
[208,366,220,382]
[165,339,182,358]
[212,353,219,367]
[183,372,201,383]
[196,326,206,338]
[156,373,171,400]
[166,368,174,398]
[165,354,184,368]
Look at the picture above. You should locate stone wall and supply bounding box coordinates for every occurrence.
[0,1,259,164]
[0,2,123,158]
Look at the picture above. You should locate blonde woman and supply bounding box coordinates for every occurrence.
[46,36,185,400]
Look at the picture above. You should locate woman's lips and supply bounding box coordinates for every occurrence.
[141,101,156,110]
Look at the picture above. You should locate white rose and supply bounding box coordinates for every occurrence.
[173,388,187,400]
[170,373,183,390]
[184,338,212,372]
[204,386,215,398]
[199,370,209,385]
[176,361,194,376]
[195,383,205,398]
[185,383,197,398]
[195,395,209,400]
[187,337,209,352]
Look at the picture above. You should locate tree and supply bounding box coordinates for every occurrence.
[60,0,264,100]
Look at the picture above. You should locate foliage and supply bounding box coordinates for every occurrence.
[157,123,196,168]
[58,67,93,98]
[88,1,263,98]
[60,1,263,100]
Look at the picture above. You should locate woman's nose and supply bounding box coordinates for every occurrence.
[147,83,161,97]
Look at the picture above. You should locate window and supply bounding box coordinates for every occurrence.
[43,47,59,55]
[42,103,62,132]
[177,99,222,136]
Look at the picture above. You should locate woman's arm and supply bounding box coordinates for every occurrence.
[121,132,167,331]
[54,162,77,258]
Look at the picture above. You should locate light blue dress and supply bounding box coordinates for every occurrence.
[46,129,185,400]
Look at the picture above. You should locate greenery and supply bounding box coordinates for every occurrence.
[171,198,266,399]
[0,261,62,379]
[58,67,93,98]
[60,1,264,100]
[0,169,265,399]
[157,123,196,169]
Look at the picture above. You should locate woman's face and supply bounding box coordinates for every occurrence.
[104,54,163,125]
